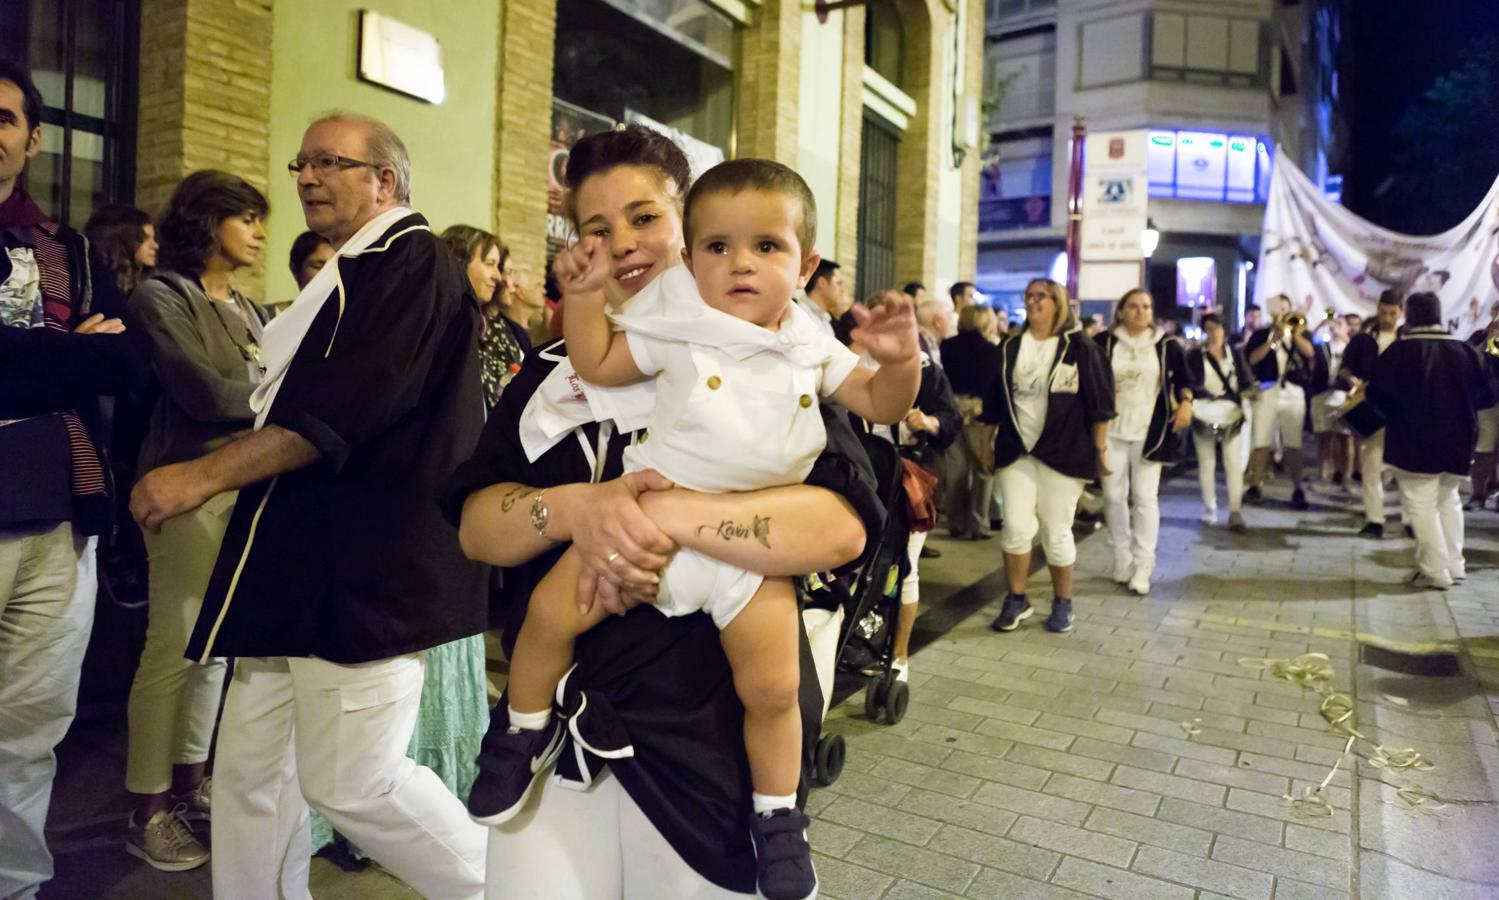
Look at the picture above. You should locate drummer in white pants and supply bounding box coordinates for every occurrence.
[1342,291,1402,537]
[1187,314,1250,531]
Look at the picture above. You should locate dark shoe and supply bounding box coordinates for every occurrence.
[991,594,1033,632]
[1358,522,1383,539]
[1404,525,1416,539]
[1290,489,1309,511]
[1227,512,1247,533]
[920,545,942,559]
[1331,472,1344,487]
[1243,485,1264,504]
[467,718,565,825]
[990,517,1004,530]
[749,809,817,900]
[973,531,993,541]
[1045,598,1075,633]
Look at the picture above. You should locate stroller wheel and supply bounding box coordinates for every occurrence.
[813,734,846,786]
[864,677,887,722]
[882,680,910,725]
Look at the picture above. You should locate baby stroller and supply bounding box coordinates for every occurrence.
[802,430,912,787]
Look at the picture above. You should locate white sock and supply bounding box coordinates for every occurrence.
[508,706,552,732]
[752,792,796,815]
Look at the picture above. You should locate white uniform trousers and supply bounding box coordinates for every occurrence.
[212,653,487,900]
[1101,439,1163,577]
[1358,430,1389,525]
[997,456,1088,567]
[1192,427,1247,515]
[0,523,96,900]
[1392,469,1466,582]
[486,768,750,899]
[1251,383,1306,450]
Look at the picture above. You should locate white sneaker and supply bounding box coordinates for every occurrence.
[1128,570,1151,596]
[892,659,910,682]
[1449,565,1467,584]
[1112,557,1132,585]
[1200,507,1219,526]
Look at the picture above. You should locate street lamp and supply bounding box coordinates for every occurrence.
[1140,219,1160,259]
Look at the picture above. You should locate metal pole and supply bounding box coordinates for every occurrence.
[1064,117,1085,298]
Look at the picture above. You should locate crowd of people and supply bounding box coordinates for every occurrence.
[3,53,1498,900]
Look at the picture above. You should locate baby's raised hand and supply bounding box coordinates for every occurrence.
[850,297,920,365]
[553,235,610,299]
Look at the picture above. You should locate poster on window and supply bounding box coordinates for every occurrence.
[1254,154,1499,334]
[548,100,617,261]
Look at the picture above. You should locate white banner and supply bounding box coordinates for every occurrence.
[1254,154,1499,335]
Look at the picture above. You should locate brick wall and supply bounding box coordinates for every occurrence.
[892,0,946,290]
[494,0,557,273]
[957,0,984,281]
[137,0,273,297]
[835,7,865,274]
[736,0,802,161]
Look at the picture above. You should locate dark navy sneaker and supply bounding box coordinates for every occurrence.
[1045,598,1075,633]
[1290,488,1309,510]
[749,808,817,900]
[1243,485,1263,504]
[466,718,564,826]
[1359,522,1383,539]
[990,594,1033,632]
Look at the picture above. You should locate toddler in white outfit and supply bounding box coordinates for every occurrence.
[499,158,921,899]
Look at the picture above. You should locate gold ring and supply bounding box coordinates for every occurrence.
[606,551,621,564]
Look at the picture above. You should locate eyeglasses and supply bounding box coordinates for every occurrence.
[287,153,378,177]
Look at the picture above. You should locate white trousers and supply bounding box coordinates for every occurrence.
[1193,427,1247,514]
[212,653,487,900]
[124,493,235,794]
[900,530,927,606]
[1101,439,1163,575]
[1359,430,1389,525]
[0,524,96,900]
[486,769,750,899]
[997,456,1087,567]
[1251,384,1305,450]
[1392,469,1466,581]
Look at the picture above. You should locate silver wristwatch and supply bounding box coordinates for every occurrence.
[530,490,557,541]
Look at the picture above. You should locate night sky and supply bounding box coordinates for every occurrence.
[1342,0,1499,231]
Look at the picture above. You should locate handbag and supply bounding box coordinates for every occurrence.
[955,394,997,476]
[899,455,938,533]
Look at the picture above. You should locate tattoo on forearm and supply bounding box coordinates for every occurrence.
[695,515,772,548]
[499,485,536,512]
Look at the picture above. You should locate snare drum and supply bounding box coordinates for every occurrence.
[1192,398,1246,441]
[1336,393,1385,439]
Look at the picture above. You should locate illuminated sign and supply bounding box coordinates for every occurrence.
[1146,128,1269,203]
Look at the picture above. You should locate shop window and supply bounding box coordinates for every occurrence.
[0,0,138,228]
[1149,12,1266,88]
[856,114,899,302]
[864,0,904,89]
[979,142,1053,232]
[1146,129,1271,204]
[553,0,735,157]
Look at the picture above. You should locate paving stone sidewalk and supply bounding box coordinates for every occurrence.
[812,474,1499,900]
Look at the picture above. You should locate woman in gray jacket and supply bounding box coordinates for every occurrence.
[121,170,269,872]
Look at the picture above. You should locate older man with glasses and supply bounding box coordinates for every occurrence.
[131,112,489,899]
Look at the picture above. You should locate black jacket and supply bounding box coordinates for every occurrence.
[0,194,149,532]
[439,338,883,894]
[1310,341,1347,395]
[938,329,1002,398]
[1094,328,1192,464]
[857,351,960,470]
[1340,328,1397,384]
[1244,326,1314,388]
[186,214,489,664]
[982,329,1116,479]
[1368,327,1497,475]
[1187,344,1252,404]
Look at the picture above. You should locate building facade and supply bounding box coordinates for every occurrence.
[977,0,1347,322]
[4,0,986,308]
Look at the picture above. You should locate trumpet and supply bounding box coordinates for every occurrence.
[1485,335,1499,358]
[1274,311,1307,342]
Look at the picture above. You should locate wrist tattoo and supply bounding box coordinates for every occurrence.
[696,515,772,548]
[500,485,536,512]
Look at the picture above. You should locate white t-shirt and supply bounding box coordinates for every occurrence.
[1012,332,1059,452]
[1202,346,1235,397]
[1109,327,1161,442]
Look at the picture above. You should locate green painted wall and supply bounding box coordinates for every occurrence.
[264,1,500,304]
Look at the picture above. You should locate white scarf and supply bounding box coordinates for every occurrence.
[250,206,419,428]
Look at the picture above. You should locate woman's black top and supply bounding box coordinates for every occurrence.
[939,329,1002,398]
[440,339,883,893]
[981,329,1115,480]
[1094,330,1193,464]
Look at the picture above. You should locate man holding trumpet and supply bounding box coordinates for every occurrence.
[1243,294,1316,509]
[1465,308,1499,510]
[1341,290,1403,537]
